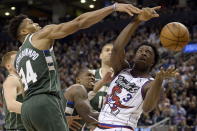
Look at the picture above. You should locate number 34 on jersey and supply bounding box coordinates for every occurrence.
[19,60,37,90]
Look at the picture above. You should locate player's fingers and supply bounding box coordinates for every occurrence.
[160,67,164,72]
[71,125,81,130]
[170,67,176,73]
[165,69,173,76]
[110,68,113,72]
[175,72,180,77]
[172,69,179,76]
[157,67,164,76]
[70,126,77,131]
[128,5,142,14]
[72,121,83,128]
[153,14,159,17]
[73,115,82,120]
[150,8,159,15]
[174,69,179,73]
[73,121,82,126]
[170,72,177,77]
[168,68,178,77]
[172,70,177,74]
[167,66,175,72]
[125,7,134,16]
[152,6,161,10]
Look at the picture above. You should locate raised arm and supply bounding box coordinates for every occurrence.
[3,76,22,114]
[71,85,99,124]
[142,67,178,113]
[111,6,160,74]
[93,71,113,93]
[33,3,141,49]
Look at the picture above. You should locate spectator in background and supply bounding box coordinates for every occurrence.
[175,111,187,131]
[186,101,197,126]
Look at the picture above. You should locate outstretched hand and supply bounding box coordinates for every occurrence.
[115,3,142,16]
[156,66,179,81]
[137,6,161,21]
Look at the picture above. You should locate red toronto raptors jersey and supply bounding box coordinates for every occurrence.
[98,68,153,128]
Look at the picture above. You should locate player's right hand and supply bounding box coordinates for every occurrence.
[66,115,82,131]
[115,3,142,16]
[137,6,161,21]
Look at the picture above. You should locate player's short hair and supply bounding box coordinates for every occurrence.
[101,43,113,53]
[76,67,89,78]
[1,51,17,68]
[8,14,27,40]
[134,43,159,70]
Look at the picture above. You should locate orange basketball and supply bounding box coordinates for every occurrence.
[160,22,190,51]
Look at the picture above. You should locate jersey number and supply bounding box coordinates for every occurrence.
[19,60,37,90]
[123,93,132,102]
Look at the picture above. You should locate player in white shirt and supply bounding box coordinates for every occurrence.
[95,6,178,131]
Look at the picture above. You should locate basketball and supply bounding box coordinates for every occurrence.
[160,22,190,51]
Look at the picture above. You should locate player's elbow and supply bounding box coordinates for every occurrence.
[142,105,154,113]
[7,103,15,112]
[143,107,151,113]
[7,100,19,113]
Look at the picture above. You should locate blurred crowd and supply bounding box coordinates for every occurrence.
[0,6,197,131]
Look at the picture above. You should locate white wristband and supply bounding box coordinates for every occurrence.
[113,3,117,11]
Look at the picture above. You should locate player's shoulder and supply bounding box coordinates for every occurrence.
[33,24,56,39]
[3,75,20,87]
[39,24,56,32]
[68,84,88,100]
[69,84,87,94]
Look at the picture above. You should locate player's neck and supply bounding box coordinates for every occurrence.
[130,69,148,77]
[101,63,111,77]
[19,35,28,44]
[131,63,149,77]
[9,70,18,76]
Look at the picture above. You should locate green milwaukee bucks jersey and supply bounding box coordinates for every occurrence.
[90,69,109,112]
[15,34,61,100]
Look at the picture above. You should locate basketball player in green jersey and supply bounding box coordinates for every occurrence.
[90,43,113,112]
[7,3,141,131]
[64,68,112,131]
[1,51,25,131]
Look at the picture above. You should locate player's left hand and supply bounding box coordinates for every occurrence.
[137,6,161,21]
[155,66,179,81]
[66,115,82,131]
